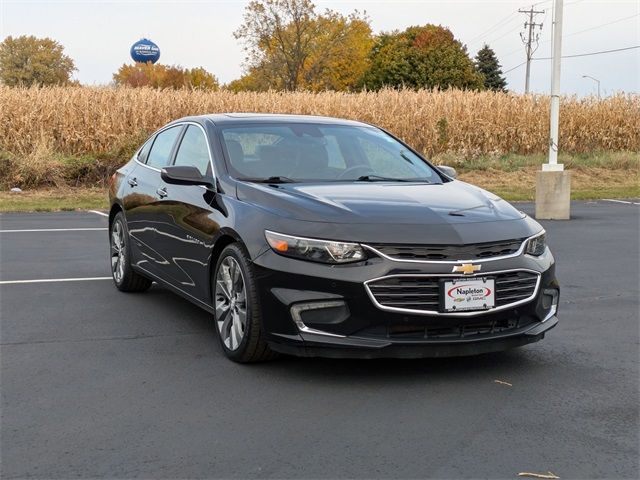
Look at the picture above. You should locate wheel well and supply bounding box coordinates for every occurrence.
[109,204,122,228]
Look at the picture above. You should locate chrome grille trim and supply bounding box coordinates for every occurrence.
[364,269,541,317]
[362,231,545,264]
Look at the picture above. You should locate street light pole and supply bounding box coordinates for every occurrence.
[582,75,601,99]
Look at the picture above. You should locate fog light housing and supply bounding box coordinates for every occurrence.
[542,289,559,309]
[542,289,559,321]
[290,301,349,336]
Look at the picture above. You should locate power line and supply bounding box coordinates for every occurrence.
[502,44,639,73]
[466,0,584,53]
[534,44,640,60]
[466,11,520,46]
[500,12,640,61]
[503,61,528,74]
[564,13,639,38]
[532,0,584,7]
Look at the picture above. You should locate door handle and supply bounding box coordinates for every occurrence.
[156,187,168,198]
[127,177,138,187]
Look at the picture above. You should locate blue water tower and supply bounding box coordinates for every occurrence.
[130,38,161,64]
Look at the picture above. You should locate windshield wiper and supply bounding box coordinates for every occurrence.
[355,175,429,183]
[242,176,296,184]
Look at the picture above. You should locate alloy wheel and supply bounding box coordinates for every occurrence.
[110,220,126,283]
[215,256,247,351]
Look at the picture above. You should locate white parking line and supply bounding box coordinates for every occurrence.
[0,228,107,233]
[602,199,640,205]
[0,277,112,285]
[89,210,109,217]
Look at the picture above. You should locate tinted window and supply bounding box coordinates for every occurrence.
[220,124,440,183]
[147,126,181,168]
[137,138,153,164]
[173,125,211,175]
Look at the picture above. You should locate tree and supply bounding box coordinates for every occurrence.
[233,0,373,91]
[0,35,76,86]
[187,67,220,90]
[361,25,484,91]
[475,44,507,91]
[301,12,373,91]
[113,63,219,90]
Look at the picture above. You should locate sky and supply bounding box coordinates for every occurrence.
[1,0,638,96]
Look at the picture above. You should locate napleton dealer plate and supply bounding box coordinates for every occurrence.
[442,277,495,312]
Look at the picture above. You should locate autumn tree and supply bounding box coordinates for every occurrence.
[113,63,219,90]
[475,44,507,92]
[361,25,484,90]
[0,35,76,86]
[232,0,373,91]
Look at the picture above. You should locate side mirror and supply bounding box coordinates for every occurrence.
[161,166,214,187]
[437,165,457,179]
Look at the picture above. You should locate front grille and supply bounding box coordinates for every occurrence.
[367,239,525,261]
[366,271,539,314]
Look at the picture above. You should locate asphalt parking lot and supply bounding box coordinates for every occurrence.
[1,201,638,479]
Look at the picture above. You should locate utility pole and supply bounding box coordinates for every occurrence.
[519,6,545,93]
[547,0,563,169]
[535,0,570,220]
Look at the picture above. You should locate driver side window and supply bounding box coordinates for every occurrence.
[173,125,212,176]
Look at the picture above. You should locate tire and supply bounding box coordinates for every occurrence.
[213,243,276,363]
[110,212,152,293]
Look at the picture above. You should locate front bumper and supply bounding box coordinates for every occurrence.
[252,247,559,359]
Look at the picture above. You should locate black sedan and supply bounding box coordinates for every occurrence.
[108,113,559,362]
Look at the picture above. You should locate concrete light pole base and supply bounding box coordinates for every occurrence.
[535,168,571,220]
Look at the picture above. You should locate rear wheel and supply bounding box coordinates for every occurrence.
[213,243,276,363]
[110,212,152,292]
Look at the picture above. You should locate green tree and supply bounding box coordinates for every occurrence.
[0,35,76,86]
[113,63,219,90]
[475,44,507,91]
[233,0,372,91]
[186,67,220,90]
[361,25,484,91]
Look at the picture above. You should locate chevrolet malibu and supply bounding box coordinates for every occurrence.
[108,113,559,362]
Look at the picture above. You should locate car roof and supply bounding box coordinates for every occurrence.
[171,113,371,127]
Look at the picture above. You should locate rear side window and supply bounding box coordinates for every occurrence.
[137,139,153,164]
[173,125,211,175]
[147,126,182,168]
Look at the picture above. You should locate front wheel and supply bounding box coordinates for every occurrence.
[110,212,152,292]
[213,243,276,363]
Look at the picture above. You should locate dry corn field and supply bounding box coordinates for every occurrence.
[2,86,639,158]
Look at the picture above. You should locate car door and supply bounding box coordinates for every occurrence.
[153,123,223,303]
[124,124,184,279]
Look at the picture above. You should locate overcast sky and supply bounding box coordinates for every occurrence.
[1,0,638,95]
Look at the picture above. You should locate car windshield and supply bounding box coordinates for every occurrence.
[220,123,442,183]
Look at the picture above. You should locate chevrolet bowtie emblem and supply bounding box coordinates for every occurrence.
[452,263,481,275]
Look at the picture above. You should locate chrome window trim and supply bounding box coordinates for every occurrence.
[133,121,216,187]
[362,230,546,265]
[364,268,541,317]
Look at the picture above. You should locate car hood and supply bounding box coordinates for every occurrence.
[238,180,524,225]
[236,180,540,245]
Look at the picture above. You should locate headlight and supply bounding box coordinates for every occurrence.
[265,230,366,264]
[525,232,546,256]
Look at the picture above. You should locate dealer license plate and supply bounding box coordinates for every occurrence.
[442,277,495,312]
